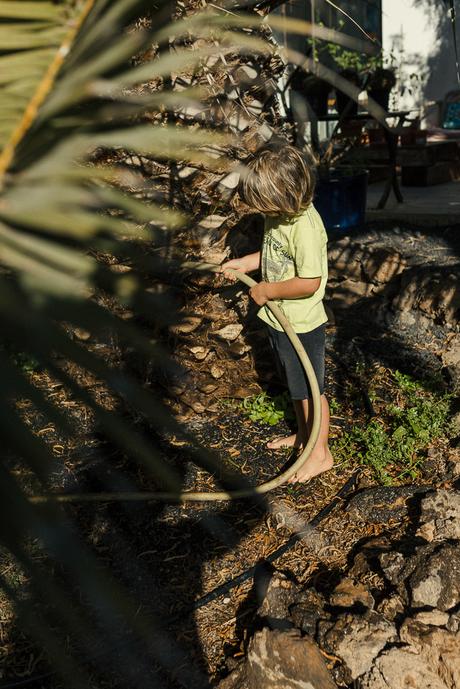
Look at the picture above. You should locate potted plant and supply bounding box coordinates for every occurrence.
[311,137,368,233]
[367,67,397,111]
[323,41,366,117]
[290,67,330,118]
[314,165,369,233]
[335,67,361,117]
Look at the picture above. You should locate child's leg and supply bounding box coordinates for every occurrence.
[287,394,333,483]
[266,324,328,457]
[267,394,333,480]
[266,398,307,449]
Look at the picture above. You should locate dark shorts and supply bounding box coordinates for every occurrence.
[267,323,326,400]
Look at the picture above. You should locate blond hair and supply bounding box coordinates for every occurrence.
[240,144,315,216]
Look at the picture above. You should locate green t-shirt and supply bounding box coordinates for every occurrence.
[258,204,328,333]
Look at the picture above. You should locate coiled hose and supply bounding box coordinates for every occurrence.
[30,263,321,504]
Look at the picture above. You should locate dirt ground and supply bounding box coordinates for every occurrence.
[1,222,459,688]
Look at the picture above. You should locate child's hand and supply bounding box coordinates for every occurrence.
[249,282,270,306]
[221,258,248,282]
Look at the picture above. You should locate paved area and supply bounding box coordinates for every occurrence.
[366,178,460,225]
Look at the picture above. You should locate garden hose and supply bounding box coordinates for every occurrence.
[29,263,322,504]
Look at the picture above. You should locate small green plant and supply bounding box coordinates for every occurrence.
[241,391,294,426]
[329,396,341,415]
[332,370,452,484]
[13,352,41,373]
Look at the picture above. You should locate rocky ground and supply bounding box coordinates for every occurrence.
[216,489,460,689]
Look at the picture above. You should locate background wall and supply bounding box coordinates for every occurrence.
[382,0,460,120]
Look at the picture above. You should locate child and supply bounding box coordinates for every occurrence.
[222,144,332,483]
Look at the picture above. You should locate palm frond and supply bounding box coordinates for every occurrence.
[0,1,386,684]
[0,0,96,167]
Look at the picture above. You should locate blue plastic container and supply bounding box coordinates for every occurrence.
[314,168,368,233]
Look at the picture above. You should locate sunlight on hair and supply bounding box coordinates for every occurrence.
[240,145,315,216]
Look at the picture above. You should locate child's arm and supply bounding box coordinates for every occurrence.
[221,252,260,281]
[249,276,320,305]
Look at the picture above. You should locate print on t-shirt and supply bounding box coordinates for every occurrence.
[262,232,294,283]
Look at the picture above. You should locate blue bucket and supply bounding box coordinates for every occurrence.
[314,168,368,233]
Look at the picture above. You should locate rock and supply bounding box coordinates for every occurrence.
[181,104,205,119]
[328,279,373,308]
[361,248,406,285]
[213,324,243,341]
[399,621,460,688]
[390,309,416,331]
[329,577,374,611]
[346,485,427,523]
[396,269,460,325]
[416,490,460,542]
[357,647,450,689]
[413,610,449,627]
[321,612,396,681]
[188,346,211,361]
[170,315,202,334]
[225,86,240,101]
[246,628,337,689]
[204,53,220,69]
[409,542,460,611]
[419,272,459,324]
[216,662,247,689]
[420,446,453,483]
[328,243,363,281]
[447,612,460,632]
[257,571,299,629]
[378,551,406,585]
[348,536,392,579]
[393,269,421,313]
[290,588,327,637]
[375,594,405,622]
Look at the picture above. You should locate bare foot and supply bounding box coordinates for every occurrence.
[288,448,333,484]
[267,433,306,450]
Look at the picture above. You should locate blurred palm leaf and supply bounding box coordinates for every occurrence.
[0,1,380,685]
